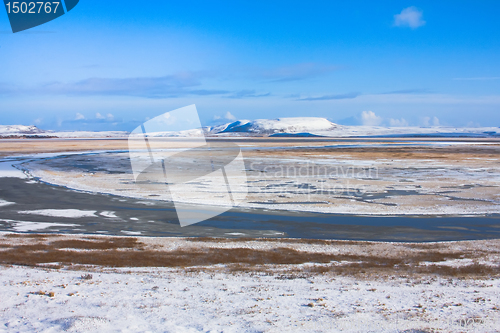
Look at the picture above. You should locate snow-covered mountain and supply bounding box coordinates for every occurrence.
[215,117,339,135]
[0,125,45,137]
[207,118,499,138]
[0,125,128,138]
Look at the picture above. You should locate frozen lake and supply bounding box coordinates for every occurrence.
[1,177,500,241]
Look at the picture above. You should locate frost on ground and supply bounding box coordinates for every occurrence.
[0,233,499,332]
[23,138,500,216]
[1,265,499,333]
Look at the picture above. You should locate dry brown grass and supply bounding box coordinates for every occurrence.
[0,234,498,278]
[0,139,129,156]
[2,137,498,160]
[50,238,142,250]
[245,145,500,161]
[187,237,369,246]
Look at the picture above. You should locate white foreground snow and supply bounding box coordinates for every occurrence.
[0,265,499,333]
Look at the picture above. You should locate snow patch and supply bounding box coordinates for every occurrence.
[99,211,118,218]
[18,209,97,218]
[0,199,15,207]
[4,221,79,232]
[121,230,142,235]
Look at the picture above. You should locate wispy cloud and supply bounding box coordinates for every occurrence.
[297,92,360,101]
[393,7,426,29]
[40,72,218,98]
[0,82,19,94]
[0,73,275,99]
[261,63,339,82]
[453,77,500,81]
[381,89,430,94]
[227,90,271,99]
[188,89,231,95]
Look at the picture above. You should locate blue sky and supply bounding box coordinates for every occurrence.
[1,0,499,131]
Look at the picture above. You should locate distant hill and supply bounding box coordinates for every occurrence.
[0,125,45,137]
[0,125,128,138]
[214,117,339,135]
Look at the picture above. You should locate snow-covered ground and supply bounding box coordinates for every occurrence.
[1,264,499,333]
[1,234,499,332]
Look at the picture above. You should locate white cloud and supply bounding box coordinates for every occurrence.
[33,118,42,125]
[214,112,236,122]
[224,111,236,121]
[389,118,409,127]
[75,113,85,120]
[361,111,383,126]
[394,7,426,29]
[95,112,114,121]
[422,116,440,126]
